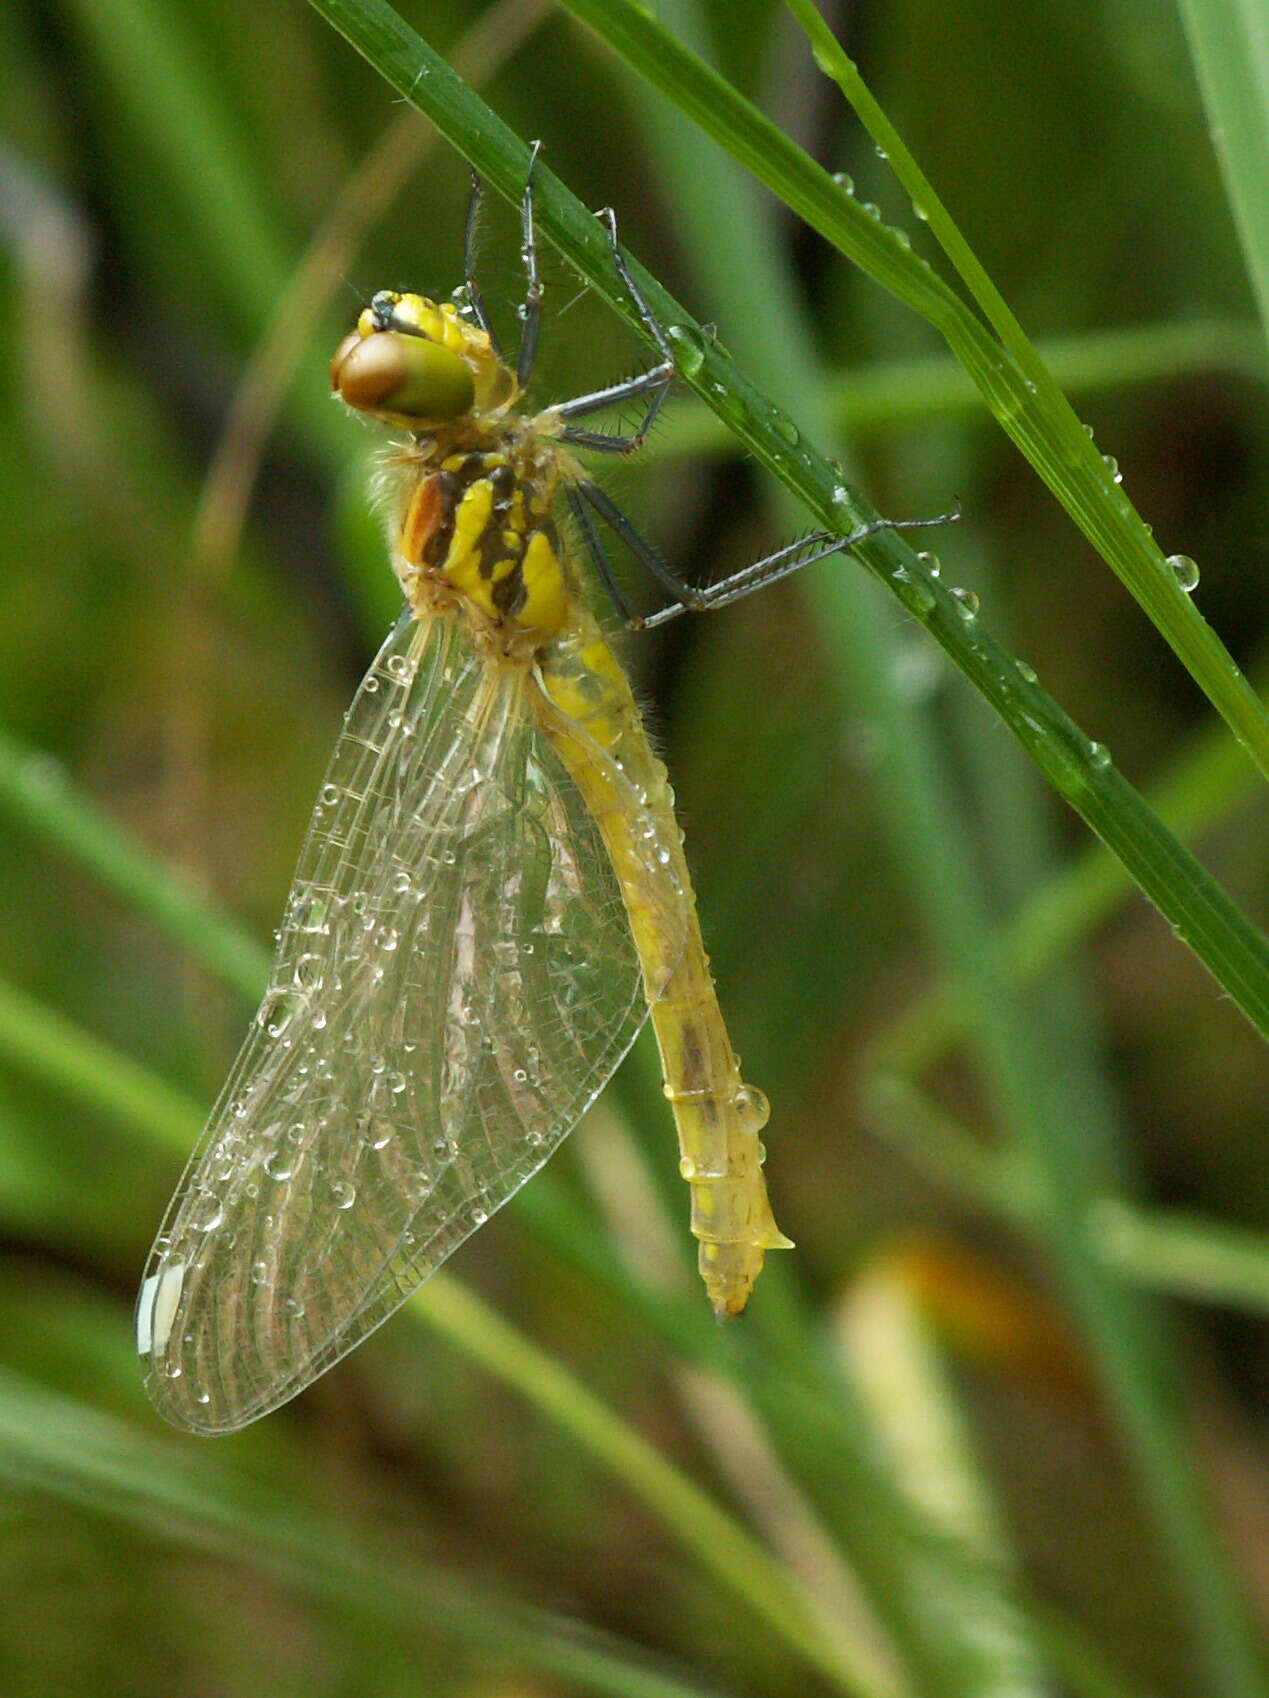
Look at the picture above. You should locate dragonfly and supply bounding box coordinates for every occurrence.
[137,151,943,1433]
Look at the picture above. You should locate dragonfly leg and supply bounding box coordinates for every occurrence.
[637,505,963,631]
[572,455,958,630]
[516,140,545,388]
[556,208,676,453]
[461,168,502,357]
[564,485,640,625]
[575,479,708,618]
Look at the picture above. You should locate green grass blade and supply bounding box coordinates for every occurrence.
[649,318,1268,460]
[0,1370,731,1698]
[0,962,889,1698]
[838,1263,1050,1697]
[552,0,1269,792]
[0,727,266,1005]
[301,0,1269,1052]
[1093,1203,1269,1316]
[1176,0,1269,335]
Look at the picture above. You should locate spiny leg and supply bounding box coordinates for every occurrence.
[570,456,957,630]
[556,208,676,452]
[575,478,708,613]
[570,477,957,629]
[461,168,501,355]
[636,505,962,631]
[516,139,545,388]
[552,206,959,625]
[564,485,640,626]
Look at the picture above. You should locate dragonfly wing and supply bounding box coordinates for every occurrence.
[138,610,685,1432]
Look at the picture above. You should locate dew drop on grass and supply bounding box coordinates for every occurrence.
[950,586,979,619]
[1088,741,1112,771]
[665,323,707,380]
[1167,554,1200,593]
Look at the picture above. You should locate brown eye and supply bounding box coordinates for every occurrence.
[332,331,475,423]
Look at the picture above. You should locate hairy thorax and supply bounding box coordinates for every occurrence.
[384,414,586,663]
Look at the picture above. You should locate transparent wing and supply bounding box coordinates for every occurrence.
[137,610,685,1432]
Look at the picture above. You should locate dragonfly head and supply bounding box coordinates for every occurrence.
[331,292,515,430]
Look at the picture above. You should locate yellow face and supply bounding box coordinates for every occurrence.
[330,293,516,430]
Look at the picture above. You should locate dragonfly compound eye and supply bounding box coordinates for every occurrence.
[332,329,476,424]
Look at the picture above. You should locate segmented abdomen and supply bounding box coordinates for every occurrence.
[533,615,791,1315]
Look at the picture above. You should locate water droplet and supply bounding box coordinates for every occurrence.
[736,1083,770,1128]
[258,990,303,1038]
[1088,741,1111,770]
[264,1150,295,1181]
[321,784,340,807]
[1015,658,1038,684]
[665,322,708,379]
[1167,553,1200,593]
[916,550,940,580]
[950,585,979,618]
[1102,453,1122,485]
[330,1180,357,1210]
[773,415,800,446]
[679,1156,697,1180]
[832,171,855,194]
[192,1193,224,1233]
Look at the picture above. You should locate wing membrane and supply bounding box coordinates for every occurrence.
[138,610,685,1432]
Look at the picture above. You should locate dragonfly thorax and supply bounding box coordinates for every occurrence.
[391,429,578,650]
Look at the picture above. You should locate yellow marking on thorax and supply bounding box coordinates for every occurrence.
[519,530,568,633]
[394,435,574,641]
[442,480,495,601]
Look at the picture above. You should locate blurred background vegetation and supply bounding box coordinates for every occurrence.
[3,0,1269,1695]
